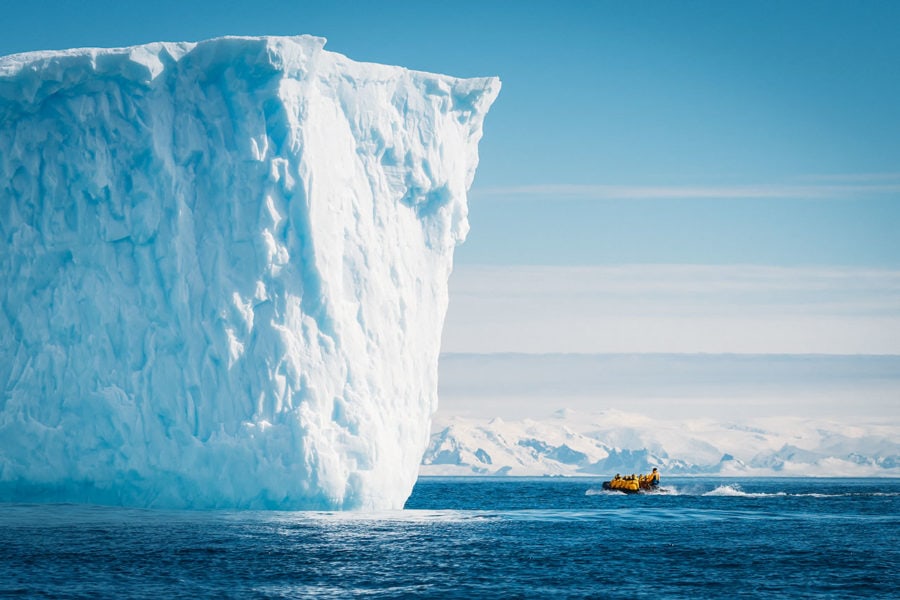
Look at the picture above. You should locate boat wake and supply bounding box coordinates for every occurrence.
[586,483,900,498]
[584,486,675,496]
[702,484,788,498]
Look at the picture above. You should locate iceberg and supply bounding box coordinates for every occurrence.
[0,36,499,509]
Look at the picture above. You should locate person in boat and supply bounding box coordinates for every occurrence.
[614,473,621,481]
[647,467,660,485]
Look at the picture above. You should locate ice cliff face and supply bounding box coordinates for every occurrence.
[0,36,499,509]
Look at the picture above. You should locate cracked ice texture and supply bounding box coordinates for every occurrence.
[0,36,500,509]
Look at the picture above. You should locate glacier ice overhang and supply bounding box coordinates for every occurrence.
[0,35,500,509]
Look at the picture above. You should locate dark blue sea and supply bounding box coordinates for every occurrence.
[2,477,898,598]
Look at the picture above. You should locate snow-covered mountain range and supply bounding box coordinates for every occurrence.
[421,409,899,477]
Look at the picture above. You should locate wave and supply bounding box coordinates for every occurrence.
[585,485,680,496]
[703,484,787,498]
[587,483,900,499]
[701,485,900,499]
[587,484,897,500]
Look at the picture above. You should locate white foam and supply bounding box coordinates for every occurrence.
[702,485,787,498]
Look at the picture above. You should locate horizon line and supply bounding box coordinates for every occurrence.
[439,351,900,359]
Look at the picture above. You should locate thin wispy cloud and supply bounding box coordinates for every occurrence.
[442,265,900,354]
[472,180,900,201]
[437,353,900,423]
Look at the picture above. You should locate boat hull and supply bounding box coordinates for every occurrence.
[602,479,659,494]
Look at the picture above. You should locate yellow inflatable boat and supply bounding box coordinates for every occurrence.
[601,470,660,494]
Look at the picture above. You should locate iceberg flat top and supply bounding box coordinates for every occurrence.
[0,36,499,509]
[0,36,499,122]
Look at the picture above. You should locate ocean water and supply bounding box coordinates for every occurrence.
[1,477,897,598]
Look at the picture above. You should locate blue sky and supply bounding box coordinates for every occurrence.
[3,1,898,269]
[4,2,899,417]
